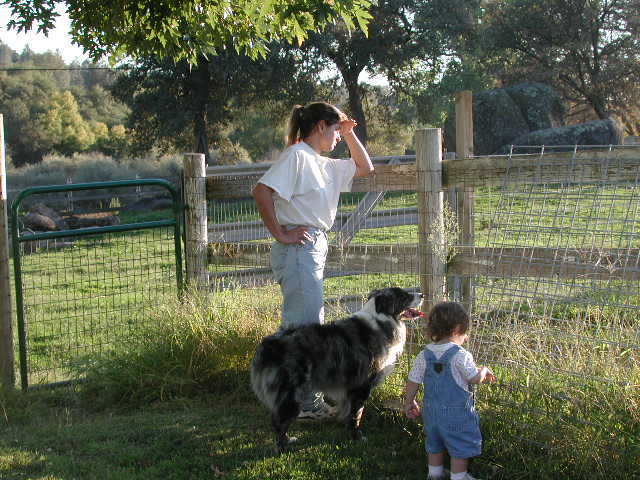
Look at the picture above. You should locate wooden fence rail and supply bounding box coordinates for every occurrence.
[209,242,640,282]
[206,146,640,199]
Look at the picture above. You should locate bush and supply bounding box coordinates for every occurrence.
[211,138,252,165]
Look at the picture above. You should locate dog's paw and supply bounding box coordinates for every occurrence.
[275,436,298,454]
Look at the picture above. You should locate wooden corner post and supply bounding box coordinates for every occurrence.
[417,128,446,312]
[183,153,209,290]
[455,90,475,314]
[0,114,15,388]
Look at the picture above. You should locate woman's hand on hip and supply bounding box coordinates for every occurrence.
[277,226,312,245]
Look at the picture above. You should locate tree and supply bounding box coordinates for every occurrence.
[36,90,99,155]
[381,0,497,127]
[0,42,131,164]
[111,44,322,162]
[305,0,439,145]
[481,0,640,128]
[0,57,67,165]
[4,0,373,63]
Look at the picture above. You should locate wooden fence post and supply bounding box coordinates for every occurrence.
[417,128,446,312]
[183,153,209,290]
[0,114,15,388]
[455,91,475,314]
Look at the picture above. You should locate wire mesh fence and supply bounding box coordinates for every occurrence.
[10,180,183,388]
[463,146,640,452]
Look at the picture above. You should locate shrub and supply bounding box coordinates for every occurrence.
[211,138,252,165]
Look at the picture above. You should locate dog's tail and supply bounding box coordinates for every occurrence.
[250,335,287,411]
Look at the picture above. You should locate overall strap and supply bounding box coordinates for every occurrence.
[425,343,461,365]
[423,348,437,363]
[438,344,462,364]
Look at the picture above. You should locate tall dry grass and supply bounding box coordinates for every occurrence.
[74,287,281,408]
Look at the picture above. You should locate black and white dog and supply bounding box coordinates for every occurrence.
[251,287,424,452]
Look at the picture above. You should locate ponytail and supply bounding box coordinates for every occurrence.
[286,105,305,146]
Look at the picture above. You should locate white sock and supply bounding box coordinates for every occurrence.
[428,465,444,477]
[451,472,468,480]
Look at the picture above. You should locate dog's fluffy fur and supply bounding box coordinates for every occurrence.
[251,287,423,452]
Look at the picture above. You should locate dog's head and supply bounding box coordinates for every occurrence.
[365,287,424,320]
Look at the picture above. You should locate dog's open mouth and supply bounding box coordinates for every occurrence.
[402,308,425,319]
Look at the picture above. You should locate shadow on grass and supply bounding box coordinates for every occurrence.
[0,390,437,480]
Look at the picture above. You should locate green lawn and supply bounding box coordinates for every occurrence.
[0,390,444,480]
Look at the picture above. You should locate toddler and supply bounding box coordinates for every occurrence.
[404,301,495,480]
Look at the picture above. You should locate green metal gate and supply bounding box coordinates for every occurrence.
[10,179,183,390]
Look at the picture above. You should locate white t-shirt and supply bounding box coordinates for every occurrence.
[408,343,479,392]
[257,142,356,231]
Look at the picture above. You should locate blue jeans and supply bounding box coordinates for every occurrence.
[271,226,328,410]
[271,227,327,329]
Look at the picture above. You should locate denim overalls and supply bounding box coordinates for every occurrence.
[422,345,482,459]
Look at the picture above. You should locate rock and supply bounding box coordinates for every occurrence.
[473,88,530,155]
[445,83,566,155]
[503,83,564,132]
[498,117,624,154]
[23,203,69,231]
[23,212,58,231]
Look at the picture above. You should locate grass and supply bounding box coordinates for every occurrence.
[1,289,638,479]
[0,389,435,480]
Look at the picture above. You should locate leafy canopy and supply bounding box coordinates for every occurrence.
[3,0,373,62]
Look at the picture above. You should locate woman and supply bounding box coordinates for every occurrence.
[252,101,373,419]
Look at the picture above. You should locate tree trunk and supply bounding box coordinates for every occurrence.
[345,75,368,147]
[191,56,211,164]
[590,95,608,120]
[333,57,368,147]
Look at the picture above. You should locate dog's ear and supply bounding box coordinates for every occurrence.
[374,290,395,316]
[375,288,413,316]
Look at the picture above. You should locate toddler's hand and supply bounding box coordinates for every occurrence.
[480,366,496,384]
[404,400,421,420]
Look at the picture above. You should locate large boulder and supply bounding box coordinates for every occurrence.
[498,118,624,154]
[445,83,565,155]
[473,88,530,155]
[504,83,564,132]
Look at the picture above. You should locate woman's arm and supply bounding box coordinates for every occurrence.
[340,120,373,178]
[252,183,311,245]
